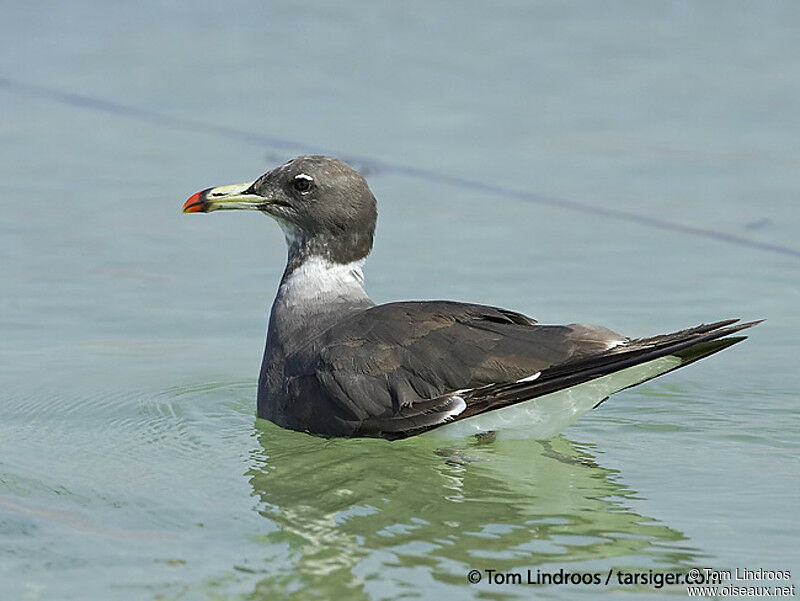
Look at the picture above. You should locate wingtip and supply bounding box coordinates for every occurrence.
[700,317,764,333]
[724,319,764,333]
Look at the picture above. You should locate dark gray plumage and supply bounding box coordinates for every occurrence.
[183,155,759,440]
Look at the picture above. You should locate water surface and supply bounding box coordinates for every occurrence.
[1,2,798,599]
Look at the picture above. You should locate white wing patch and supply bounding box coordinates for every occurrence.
[443,395,467,421]
[447,371,541,400]
[441,372,540,422]
[516,371,541,383]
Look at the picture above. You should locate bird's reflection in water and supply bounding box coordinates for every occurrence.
[246,420,701,600]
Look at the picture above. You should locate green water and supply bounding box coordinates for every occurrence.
[1,2,799,599]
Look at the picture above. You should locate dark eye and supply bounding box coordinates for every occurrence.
[293,175,313,193]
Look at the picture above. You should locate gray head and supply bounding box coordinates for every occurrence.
[183,156,378,265]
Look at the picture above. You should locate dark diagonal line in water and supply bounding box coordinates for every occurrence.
[3,75,798,260]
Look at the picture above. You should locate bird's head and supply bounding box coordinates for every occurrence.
[183,155,377,264]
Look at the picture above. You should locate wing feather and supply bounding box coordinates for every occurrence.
[285,301,620,435]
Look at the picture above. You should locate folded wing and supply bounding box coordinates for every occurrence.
[285,301,627,436]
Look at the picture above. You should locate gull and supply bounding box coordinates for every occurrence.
[183,156,758,440]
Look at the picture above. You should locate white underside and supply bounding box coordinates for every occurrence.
[423,355,682,440]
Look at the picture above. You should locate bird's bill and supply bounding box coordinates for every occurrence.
[182,181,263,213]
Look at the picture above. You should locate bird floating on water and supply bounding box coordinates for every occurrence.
[183,156,758,440]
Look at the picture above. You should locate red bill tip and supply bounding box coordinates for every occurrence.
[182,190,207,213]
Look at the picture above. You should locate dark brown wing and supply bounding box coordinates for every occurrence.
[363,318,760,439]
[283,301,624,436]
